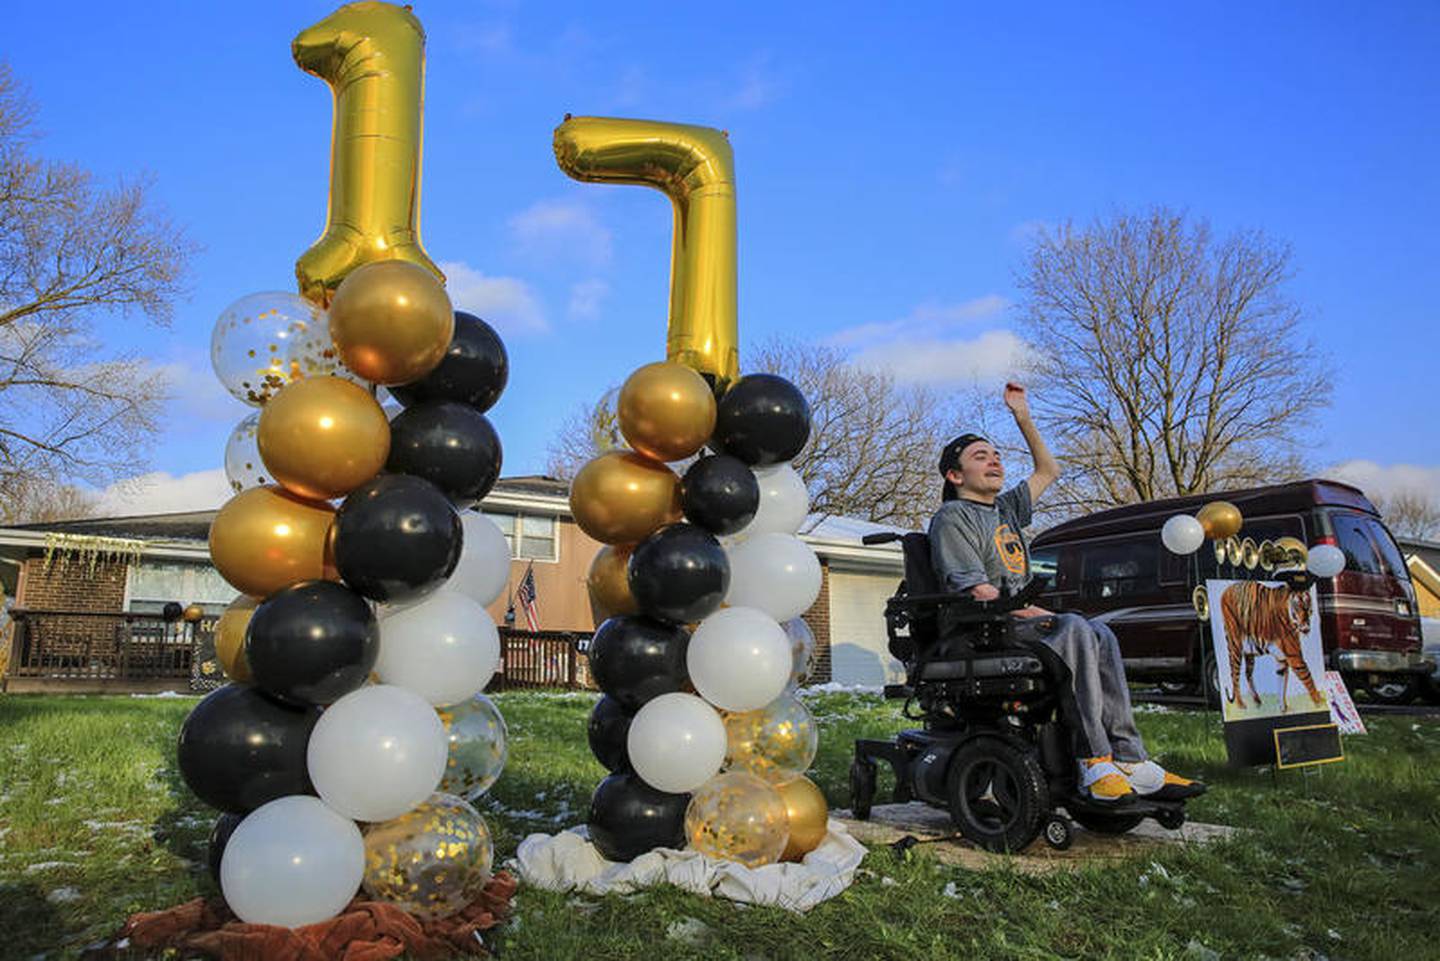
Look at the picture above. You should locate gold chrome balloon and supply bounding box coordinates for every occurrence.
[617,361,717,462]
[1196,501,1242,540]
[722,693,818,783]
[1258,539,1276,573]
[257,376,390,500]
[775,775,828,862]
[292,2,442,303]
[1270,535,1308,570]
[554,117,739,388]
[1191,585,1209,621]
[1241,537,1259,571]
[570,451,682,545]
[362,792,493,920]
[587,545,639,623]
[1224,535,1244,568]
[209,486,336,597]
[182,604,205,623]
[327,260,454,385]
[215,595,259,682]
[685,771,790,868]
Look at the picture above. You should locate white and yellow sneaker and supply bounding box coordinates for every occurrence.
[1078,755,1133,802]
[1115,760,1206,801]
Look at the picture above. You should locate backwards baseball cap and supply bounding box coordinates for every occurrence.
[938,433,990,501]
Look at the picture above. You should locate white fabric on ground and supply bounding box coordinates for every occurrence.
[513,819,866,912]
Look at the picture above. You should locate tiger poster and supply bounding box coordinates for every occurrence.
[1208,578,1329,725]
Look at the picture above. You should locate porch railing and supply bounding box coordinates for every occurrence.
[6,609,203,681]
[493,628,594,690]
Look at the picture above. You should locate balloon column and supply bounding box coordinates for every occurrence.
[182,1,513,930]
[559,116,830,868]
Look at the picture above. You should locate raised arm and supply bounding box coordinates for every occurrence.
[1004,383,1060,502]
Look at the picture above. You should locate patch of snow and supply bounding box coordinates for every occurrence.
[128,690,195,699]
[797,682,884,696]
[46,887,81,904]
[24,861,79,874]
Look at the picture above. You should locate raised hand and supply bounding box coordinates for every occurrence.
[1003,382,1031,420]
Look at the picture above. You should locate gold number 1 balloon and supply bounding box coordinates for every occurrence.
[554,116,740,389]
[293,1,443,304]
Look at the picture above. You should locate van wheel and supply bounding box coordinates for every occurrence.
[1366,677,1418,706]
[1201,651,1222,709]
[1420,674,1440,705]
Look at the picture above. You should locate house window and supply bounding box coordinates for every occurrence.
[483,512,558,562]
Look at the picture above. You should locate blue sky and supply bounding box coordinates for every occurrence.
[5,1,1438,511]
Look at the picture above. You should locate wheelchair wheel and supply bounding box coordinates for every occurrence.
[945,734,1049,853]
[1154,807,1185,831]
[849,759,877,821]
[1070,809,1145,835]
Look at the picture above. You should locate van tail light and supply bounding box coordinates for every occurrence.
[1314,535,1337,547]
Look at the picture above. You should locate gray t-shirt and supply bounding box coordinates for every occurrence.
[928,482,1034,598]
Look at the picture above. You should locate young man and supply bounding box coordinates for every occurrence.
[929,383,1204,803]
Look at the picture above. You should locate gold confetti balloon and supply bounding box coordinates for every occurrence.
[210,291,357,407]
[723,692,818,783]
[437,694,509,801]
[362,792,493,919]
[684,771,790,868]
[223,412,271,494]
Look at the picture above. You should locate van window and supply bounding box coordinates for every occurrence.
[1080,538,1157,599]
[1330,511,1407,577]
[1030,547,1061,590]
[1331,512,1386,576]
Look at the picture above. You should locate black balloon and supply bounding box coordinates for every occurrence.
[588,772,689,862]
[176,684,319,814]
[587,616,690,711]
[162,601,184,622]
[588,695,635,774]
[390,311,509,413]
[628,524,729,624]
[207,812,243,884]
[246,580,379,706]
[333,474,463,603]
[681,454,760,535]
[712,373,811,466]
[386,401,502,504]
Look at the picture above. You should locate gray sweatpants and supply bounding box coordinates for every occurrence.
[1012,613,1147,763]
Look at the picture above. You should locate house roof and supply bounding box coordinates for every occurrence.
[0,475,904,570]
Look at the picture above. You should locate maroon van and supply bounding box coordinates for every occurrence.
[1029,479,1429,704]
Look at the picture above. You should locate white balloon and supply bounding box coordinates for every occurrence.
[747,464,809,536]
[1160,514,1205,555]
[1307,543,1346,579]
[726,532,822,622]
[688,607,791,711]
[449,513,511,606]
[307,685,448,822]
[627,692,727,793]
[220,795,364,927]
[376,590,500,706]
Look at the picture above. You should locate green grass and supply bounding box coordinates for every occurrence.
[1,690,1437,960]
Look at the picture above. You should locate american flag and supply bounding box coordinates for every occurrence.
[516,563,540,632]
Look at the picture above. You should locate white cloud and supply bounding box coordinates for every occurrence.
[439,261,548,335]
[1323,460,1440,502]
[850,330,1028,386]
[826,295,1009,349]
[507,199,612,267]
[153,355,240,426]
[567,279,609,320]
[95,469,231,516]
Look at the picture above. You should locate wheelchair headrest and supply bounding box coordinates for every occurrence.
[900,532,941,595]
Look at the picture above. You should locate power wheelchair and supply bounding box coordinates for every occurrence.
[849,531,1192,853]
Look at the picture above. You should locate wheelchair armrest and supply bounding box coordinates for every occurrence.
[891,579,1046,617]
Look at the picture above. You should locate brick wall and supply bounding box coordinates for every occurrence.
[18,555,129,656]
[802,560,832,684]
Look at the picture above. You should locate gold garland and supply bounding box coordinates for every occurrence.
[42,533,148,578]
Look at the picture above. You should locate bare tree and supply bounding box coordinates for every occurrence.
[547,339,957,530]
[1370,489,1440,541]
[1016,208,1329,514]
[0,476,100,525]
[0,63,193,511]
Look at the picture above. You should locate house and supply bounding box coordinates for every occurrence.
[0,476,905,693]
[1398,536,1440,618]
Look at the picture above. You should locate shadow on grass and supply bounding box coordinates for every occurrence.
[0,882,64,958]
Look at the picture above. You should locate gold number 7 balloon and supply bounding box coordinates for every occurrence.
[553,116,741,391]
[292,2,445,306]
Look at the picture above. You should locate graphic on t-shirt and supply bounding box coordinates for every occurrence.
[994,523,1027,576]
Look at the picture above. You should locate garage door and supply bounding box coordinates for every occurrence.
[827,569,904,687]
